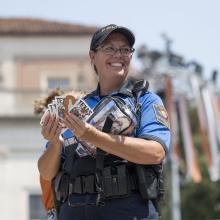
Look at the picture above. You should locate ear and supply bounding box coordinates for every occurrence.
[89,50,95,64]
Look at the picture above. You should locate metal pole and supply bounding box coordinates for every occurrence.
[165,75,181,220]
[171,154,181,220]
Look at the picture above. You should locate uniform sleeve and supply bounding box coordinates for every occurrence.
[136,92,171,154]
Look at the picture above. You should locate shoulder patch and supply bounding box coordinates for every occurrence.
[153,104,170,129]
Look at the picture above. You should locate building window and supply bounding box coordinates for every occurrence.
[29,194,46,220]
[47,77,70,90]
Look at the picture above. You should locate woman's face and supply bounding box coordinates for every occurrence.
[90,32,133,88]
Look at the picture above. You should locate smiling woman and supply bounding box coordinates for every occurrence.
[38,24,171,220]
[89,32,133,95]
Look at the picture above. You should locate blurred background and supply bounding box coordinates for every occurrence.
[0,0,220,219]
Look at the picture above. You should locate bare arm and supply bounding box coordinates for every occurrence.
[65,113,165,164]
[87,130,165,164]
[38,112,62,180]
[38,142,62,180]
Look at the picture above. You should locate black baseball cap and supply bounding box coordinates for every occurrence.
[90,24,135,51]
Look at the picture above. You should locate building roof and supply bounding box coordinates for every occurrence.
[0,17,98,36]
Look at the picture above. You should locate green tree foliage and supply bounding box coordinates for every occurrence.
[161,106,220,220]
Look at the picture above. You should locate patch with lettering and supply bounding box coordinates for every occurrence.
[153,104,170,129]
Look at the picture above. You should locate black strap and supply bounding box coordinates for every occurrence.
[95,115,114,205]
[132,79,149,99]
[96,115,114,170]
[131,79,149,135]
[64,143,78,175]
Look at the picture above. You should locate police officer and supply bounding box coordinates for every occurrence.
[38,24,170,220]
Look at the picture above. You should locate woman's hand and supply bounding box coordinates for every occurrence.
[64,113,97,142]
[41,111,62,146]
[38,111,62,180]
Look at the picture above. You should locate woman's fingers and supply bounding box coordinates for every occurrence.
[41,113,61,142]
[64,113,93,140]
[67,113,84,127]
[46,114,55,131]
[40,109,49,125]
[41,114,50,136]
[64,114,78,135]
[50,115,59,135]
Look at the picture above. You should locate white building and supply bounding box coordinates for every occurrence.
[0,17,98,220]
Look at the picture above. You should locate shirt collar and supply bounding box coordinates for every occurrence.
[92,80,133,98]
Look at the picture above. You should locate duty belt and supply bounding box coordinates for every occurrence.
[68,171,138,196]
[69,175,97,194]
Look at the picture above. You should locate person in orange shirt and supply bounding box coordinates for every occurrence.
[39,176,56,219]
[34,88,64,220]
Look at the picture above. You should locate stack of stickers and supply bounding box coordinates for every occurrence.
[40,95,94,126]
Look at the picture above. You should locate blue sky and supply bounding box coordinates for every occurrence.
[1,0,220,80]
